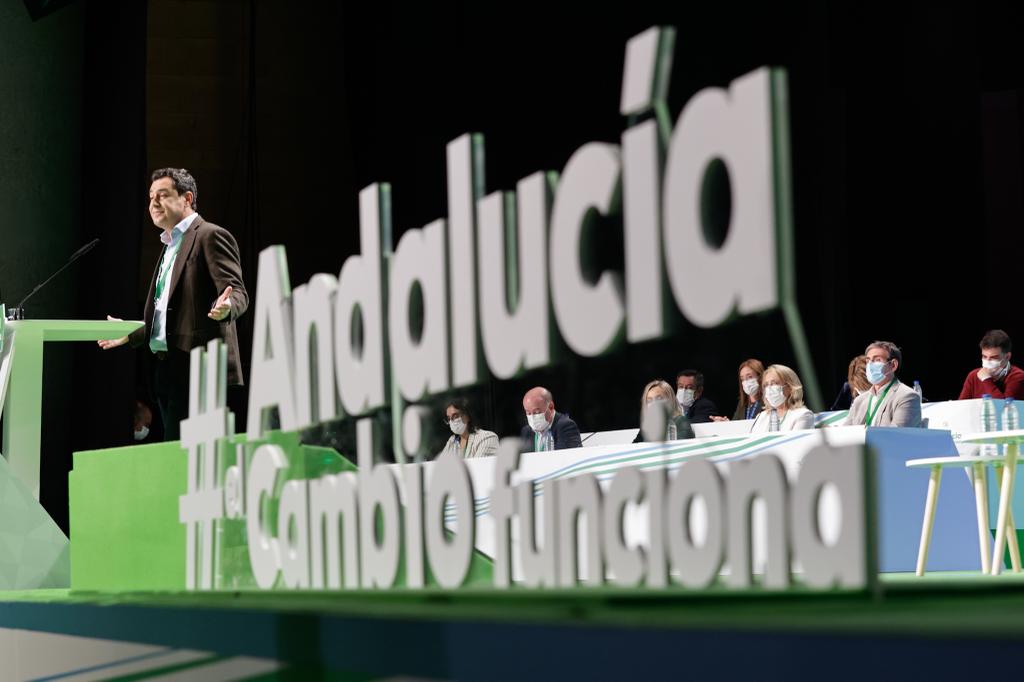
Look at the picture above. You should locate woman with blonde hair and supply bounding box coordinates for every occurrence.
[633,379,695,442]
[750,364,814,432]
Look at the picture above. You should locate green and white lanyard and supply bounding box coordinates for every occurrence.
[865,378,897,426]
[153,236,184,303]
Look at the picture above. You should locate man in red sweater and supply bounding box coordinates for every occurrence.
[959,329,1024,400]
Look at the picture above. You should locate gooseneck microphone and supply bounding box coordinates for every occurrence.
[7,238,100,320]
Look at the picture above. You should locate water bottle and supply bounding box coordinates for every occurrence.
[981,394,997,457]
[913,380,923,402]
[1003,397,1019,432]
[666,420,677,441]
[541,430,555,452]
[769,408,780,432]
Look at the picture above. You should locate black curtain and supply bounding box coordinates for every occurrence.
[46,0,148,533]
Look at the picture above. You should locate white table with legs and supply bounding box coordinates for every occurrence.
[958,430,1024,575]
[905,454,1018,576]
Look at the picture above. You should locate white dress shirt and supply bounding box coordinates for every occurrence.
[150,212,199,352]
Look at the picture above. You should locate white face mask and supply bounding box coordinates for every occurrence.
[133,426,150,441]
[742,378,760,396]
[865,361,888,385]
[527,411,550,433]
[765,384,787,408]
[982,357,1008,378]
[449,417,467,436]
[677,388,695,408]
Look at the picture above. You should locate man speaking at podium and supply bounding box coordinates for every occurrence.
[99,168,248,441]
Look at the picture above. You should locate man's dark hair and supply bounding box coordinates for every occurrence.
[151,168,199,211]
[445,397,479,434]
[866,340,902,368]
[980,329,1012,354]
[676,369,704,389]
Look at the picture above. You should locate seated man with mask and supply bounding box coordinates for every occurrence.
[675,369,719,423]
[846,340,922,427]
[959,329,1024,400]
[520,386,583,452]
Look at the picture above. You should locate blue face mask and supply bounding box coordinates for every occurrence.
[865,361,888,385]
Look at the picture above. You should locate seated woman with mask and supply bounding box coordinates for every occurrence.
[634,379,696,442]
[733,359,765,420]
[441,398,499,458]
[750,364,815,432]
[711,358,765,422]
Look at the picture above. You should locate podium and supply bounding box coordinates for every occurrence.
[0,319,143,498]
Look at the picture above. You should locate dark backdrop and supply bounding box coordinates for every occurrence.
[2,1,1023,530]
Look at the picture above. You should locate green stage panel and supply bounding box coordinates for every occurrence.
[68,431,342,592]
[69,440,188,592]
[69,432,494,592]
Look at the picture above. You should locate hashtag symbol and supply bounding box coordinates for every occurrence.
[178,339,233,590]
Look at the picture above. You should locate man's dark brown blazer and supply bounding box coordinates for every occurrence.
[129,216,249,385]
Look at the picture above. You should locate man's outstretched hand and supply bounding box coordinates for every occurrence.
[208,286,233,321]
[97,315,129,350]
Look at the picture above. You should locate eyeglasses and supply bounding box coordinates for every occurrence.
[443,412,463,425]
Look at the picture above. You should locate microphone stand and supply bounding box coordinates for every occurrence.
[7,239,100,320]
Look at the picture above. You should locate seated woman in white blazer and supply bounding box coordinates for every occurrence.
[440,397,499,458]
[750,364,815,432]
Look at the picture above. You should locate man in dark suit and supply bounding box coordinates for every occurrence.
[99,168,248,440]
[676,369,720,423]
[520,386,583,452]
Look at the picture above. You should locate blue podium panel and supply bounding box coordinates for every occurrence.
[868,427,976,572]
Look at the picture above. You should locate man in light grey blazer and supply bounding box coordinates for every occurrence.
[846,340,922,427]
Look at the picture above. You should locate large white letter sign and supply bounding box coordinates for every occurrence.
[490,440,520,587]
[666,459,726,589]
[603,466,645,587]
[179,341,230,591]
[446,134,486,388]
[621,26,675,343]
[309,472,360,589]
[663,67,778,328]
[335,184,391,416]
[477,172,553,379]
[247,246,297,438]
[279,479,311,589]
[425,453,476,589]
[292,273,339,428]
[792,444,874,589]
[726,454,790,589]
[356,419,401,588]
[388,219,449,401]
[550,143,625,357]
[247,443,288,589]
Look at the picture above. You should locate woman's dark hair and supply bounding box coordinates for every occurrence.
[445,397,479,434]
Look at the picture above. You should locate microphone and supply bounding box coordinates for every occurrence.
[68,238,100,262]
[7,238,101,320]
